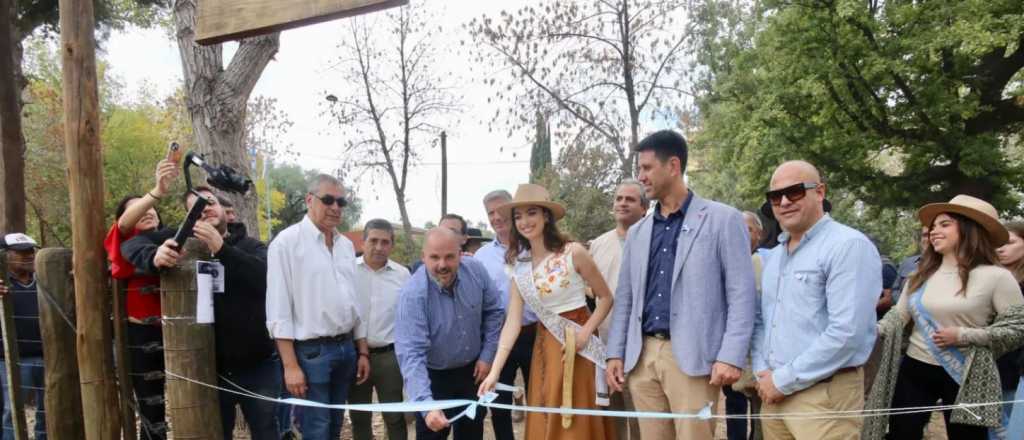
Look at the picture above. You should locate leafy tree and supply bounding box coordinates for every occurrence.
[265,163,362,237]
[20,39,166,244]
[1,0,166,233]
[535,144,618,243]
[693,0,1024,215]
[324,3,459,258]
[529,111,551,183]
[467,0,693,177]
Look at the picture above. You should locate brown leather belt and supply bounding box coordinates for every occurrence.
[819,366,859,383]
[369,344,394,354]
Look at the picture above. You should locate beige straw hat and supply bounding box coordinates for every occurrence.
[917,194,1009,246]
[498,183,566,221]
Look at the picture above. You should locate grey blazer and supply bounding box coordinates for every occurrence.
[606,193,756,376]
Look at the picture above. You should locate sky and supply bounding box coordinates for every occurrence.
[100,0,682,231]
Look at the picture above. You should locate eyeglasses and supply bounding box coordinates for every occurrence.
[766,182,820,206]
[312,193,349,208]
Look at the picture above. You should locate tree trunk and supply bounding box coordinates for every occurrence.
[173,0,279,233]
[0,0,26,233]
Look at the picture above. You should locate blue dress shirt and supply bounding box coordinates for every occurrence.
[394,257,505,403]
[474,238,538,325]
[751,215,881,395]
[643,192,692,334]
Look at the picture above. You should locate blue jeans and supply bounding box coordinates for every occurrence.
[1007,379,1024,440]
[292,338,356,440]
[988,389,1015,440]
[219,357,283,440]
[0,357,46,440]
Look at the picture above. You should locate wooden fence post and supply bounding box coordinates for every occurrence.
[0,254,27,440]
[112,279,137,440]
[160,239,223,440]
[35,248,85,439]
[58,0,123,437]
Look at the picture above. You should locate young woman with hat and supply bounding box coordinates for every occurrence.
[868,195,1024,439]
[478,183,615,440]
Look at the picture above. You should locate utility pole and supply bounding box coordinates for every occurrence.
[59,0,123,437]
[440,131,447,216]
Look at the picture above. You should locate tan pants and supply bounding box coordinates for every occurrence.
[760,367,864,440]
[627,337,719,440]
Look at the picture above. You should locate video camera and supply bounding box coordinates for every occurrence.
[173,149,253,249]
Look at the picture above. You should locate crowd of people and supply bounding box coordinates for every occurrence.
[0,128,1023,440]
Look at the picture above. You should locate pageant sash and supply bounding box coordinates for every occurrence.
[512,258,610,406]
[908,284,968,385]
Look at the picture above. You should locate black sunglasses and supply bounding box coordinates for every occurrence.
[766,182,820,206]
[312,193,349,208]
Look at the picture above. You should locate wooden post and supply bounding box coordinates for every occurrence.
[441,130,447,216]
[58,0,123,438]
[0,254,28,440]
[35,248,86,440]
[112,279,137,440]
[161,239,222,440]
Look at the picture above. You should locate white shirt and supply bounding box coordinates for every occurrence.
[353,256,411,348]
[475,238,538,325]
[265,215,366,341]
[589,228,625,339]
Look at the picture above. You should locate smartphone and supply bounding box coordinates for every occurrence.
[167,142,183,164]
[172,195,208,249]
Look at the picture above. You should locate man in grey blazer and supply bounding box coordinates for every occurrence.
[605,130,757,440]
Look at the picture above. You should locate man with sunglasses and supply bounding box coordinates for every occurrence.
[752,161,880,439]
[265,174,371,440]
[122,185,281,440]
[605,130,756,440]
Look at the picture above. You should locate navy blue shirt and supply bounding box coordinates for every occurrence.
[643,192,692,334]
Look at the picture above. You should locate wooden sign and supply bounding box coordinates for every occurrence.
[196,0,408,45]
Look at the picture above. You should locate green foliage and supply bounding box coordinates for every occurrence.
[535,145,618,243]
[14,0,167,41]
[20,39,189,245]
[530,112,552,183]
[265,163,363,237]
[693,0,1024,217]
[389,233,423,267]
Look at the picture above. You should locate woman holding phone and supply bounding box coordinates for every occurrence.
[103,157,177,439]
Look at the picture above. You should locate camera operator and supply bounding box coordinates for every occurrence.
[121,186,280,440]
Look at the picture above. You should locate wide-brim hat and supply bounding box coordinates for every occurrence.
[465,227,493,244]
[498,184,566,221]
[917,194,1008,246]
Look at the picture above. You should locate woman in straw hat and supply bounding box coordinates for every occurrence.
[478,183,616,440]
[862,195,1024,440]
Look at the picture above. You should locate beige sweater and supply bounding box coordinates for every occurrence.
[895,264,1023,365]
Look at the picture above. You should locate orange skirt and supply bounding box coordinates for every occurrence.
[525,307,616,440]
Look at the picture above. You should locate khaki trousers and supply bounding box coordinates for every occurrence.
[627,337,719,440]
[760,367,864,440]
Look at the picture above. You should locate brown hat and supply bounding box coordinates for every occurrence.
[498,184,566,221]
[917,195,1009,246]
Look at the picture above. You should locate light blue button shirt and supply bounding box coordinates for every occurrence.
[751,215,881,395]
[474,238,538,325]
